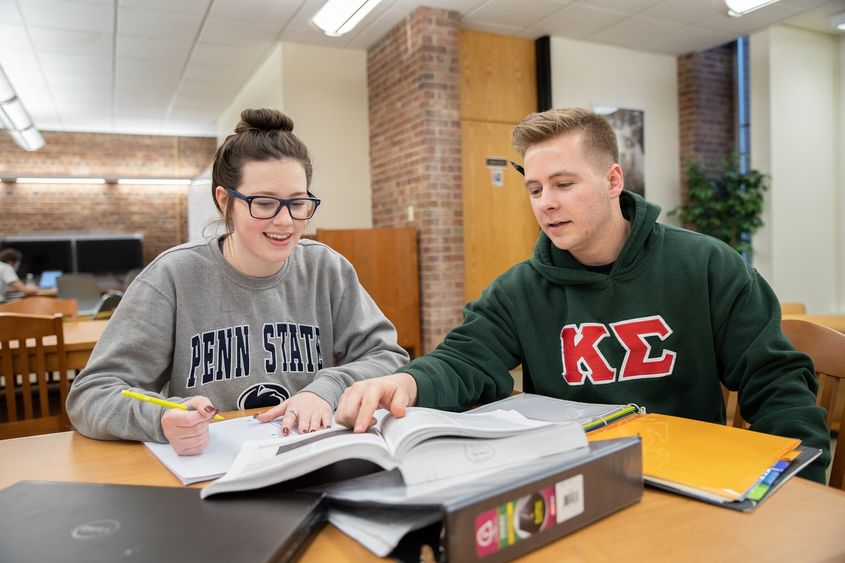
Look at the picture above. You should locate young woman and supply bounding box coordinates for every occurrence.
[67,109,409,454]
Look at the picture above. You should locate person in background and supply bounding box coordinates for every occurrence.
[0,247,40,302]
[335,107,830,483]
[67,108,409,455]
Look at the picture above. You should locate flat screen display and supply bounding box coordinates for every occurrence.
[76,238,143,275]
[0,239,74,277]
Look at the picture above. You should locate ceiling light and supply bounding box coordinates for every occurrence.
[832,12,845,31]
[16,177,106,184]
[0,64,44,151]
[724,0,780,17]
[116,178,192,185]
[311,0,384,37]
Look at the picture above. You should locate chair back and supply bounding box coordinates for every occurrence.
[56,274,101,316]
[0,312,72,439]
[0,296,79,323]
[781,302,807,315]
[781,318,845,489]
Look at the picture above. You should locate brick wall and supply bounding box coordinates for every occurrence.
[368,7,463,353]
[677,42,736,179]
[0,131,216,265]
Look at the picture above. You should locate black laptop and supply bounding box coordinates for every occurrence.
[0,481,325,563]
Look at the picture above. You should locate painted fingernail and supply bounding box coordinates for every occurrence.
[282,427,289,436]
[204,406,217,414]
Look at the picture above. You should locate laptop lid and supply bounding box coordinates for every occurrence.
[0,481,326,563]
[38,270,62,289]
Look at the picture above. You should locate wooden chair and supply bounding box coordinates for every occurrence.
[721,319,845,489]
[780,302,807,314]
[0,296,79,323]
[781,318,845,489]
[0,312,72,439]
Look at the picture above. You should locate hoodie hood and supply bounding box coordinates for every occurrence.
[529,190,662,285]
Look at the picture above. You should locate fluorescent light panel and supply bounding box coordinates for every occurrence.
[0,64,43,151]
[724,0,780,17]
[16,177,106,184]
[832,12,845,31]
[312,0,384,36]
[117,179,192,185]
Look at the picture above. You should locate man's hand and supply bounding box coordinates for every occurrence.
[161,395,219,456]
[336,373,418,432]
[255,391,332,436]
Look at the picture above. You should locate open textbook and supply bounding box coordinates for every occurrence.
[201,407,588,498]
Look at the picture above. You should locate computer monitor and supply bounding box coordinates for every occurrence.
[75,237,143,276]
[0,239,74,278]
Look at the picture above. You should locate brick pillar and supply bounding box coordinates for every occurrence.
[677,42,736,180]
[368,7,463,353]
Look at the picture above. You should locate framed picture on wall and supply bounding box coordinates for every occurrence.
[594,106,645,197]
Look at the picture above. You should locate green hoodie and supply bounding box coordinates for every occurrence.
[405,191,830,483]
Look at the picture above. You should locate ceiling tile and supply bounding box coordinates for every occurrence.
[182,63,253,85]
[465,0,568,29]
[118,0,211,16]
[28,26,113,56]
[45,71,111,90]
[0,48,40,70]
[578,0,663,14]
[20,0,113,33]
[200,19,281,48]
[527,4,628,39]
[641,0,720,25]
[699,2,802,34]
[0,0,23,24]
[209,0,303,25]
[117,36,193,62]
[117,7,203,40]
[0,24,31,50]
[38,52,111,75]
[589,15,680,47]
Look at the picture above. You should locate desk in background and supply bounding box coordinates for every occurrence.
[783,314,845,334]
[7,318,108,373]
[0,429,843,561]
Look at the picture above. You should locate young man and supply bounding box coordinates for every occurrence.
[336,107,830,483]
[0,248,40,302]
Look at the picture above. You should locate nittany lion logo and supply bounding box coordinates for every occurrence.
[237,383,290,410]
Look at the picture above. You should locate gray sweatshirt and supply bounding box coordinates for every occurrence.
[67,236,409,442]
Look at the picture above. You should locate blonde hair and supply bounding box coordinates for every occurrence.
[511,108,618,170]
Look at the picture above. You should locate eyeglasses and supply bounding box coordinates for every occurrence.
[226,188,321,220]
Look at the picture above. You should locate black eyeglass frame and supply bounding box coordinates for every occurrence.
[225,188,321,221]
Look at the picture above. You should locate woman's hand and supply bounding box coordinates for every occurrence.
[255,391,332,436]
[161,395,219,455]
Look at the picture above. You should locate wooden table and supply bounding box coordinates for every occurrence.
[1,430,844,562]
[783,314,845,333]
[7,318,108,372]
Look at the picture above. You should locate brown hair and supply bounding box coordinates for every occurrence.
[0,247,22,265]
[212,108,313,232]
[511,108,618,169]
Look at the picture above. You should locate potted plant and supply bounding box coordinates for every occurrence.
[669,156,769,257]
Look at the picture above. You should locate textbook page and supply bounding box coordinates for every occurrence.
[201,408,587,498]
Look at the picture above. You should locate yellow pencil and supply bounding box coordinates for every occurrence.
[121,389,224,420]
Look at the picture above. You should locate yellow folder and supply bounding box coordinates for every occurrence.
[587,413,800,502]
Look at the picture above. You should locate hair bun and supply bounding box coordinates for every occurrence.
[235,108,294,134]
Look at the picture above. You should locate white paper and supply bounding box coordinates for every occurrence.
[143,416,285,485]
[329,506,441,557]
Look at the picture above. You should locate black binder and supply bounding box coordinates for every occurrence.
[322,437,642,562]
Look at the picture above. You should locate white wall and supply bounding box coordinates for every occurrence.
[197,42,372,237]
[750,26,843,313]
[281,42,372,231]
[216,43,284,145]
[549,36,680,222]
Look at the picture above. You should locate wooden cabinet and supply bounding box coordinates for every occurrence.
[315,227,421,357]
